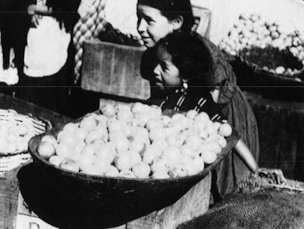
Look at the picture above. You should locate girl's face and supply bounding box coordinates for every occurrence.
[153,46,181,92]
[137,4,175,48]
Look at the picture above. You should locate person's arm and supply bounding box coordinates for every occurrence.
[28,4,52,16]
[234,139,258,173]
[27,4,53,27]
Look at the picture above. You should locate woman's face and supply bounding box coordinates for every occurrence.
[137,4,175,48]
[152,46,181,92]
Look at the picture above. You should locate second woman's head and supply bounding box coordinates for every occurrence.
[137,0,194,48]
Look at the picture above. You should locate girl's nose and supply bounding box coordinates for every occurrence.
[153,64,161,74]
[137,19,147,33]
[153,64,162,79]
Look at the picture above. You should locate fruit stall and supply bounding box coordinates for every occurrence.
[1,0,304,228]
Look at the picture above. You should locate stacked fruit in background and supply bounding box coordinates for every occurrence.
[37,102,233,179]
[219,14,304,78]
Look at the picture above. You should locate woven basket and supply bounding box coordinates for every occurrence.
[0,109,51,175]
[27,111,239,229]
[234,47,304,102]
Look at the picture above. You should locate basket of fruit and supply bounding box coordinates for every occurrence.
[236,45,304,102]
[0,109,51,176]
[219,14,304,102]
[27,102,238,229]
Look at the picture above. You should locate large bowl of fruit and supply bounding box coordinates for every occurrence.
[26,102,238,229]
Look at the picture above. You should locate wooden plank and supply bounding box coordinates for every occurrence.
[81,40,151,100]
[0,177,19,229]
[127,173,211,229]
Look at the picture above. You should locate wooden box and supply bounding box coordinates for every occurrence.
[81,40,150,100]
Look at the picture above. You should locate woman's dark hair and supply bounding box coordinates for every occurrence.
[155,32,213,90]
[137,0,194,34]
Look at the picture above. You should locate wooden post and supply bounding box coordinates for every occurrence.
[0,176,19,229]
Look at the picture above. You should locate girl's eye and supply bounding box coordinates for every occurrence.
[160,62,168,70]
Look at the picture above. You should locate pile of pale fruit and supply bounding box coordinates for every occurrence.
[0,110,43,155]
[37,102,232,179]
[219,14,304,76]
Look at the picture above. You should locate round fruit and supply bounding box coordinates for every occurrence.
[219,123,233,137]
[38,141,56,159]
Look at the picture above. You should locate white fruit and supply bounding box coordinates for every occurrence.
[218,123,233,137]
[186,110,198,120]
[56,143,73,158]
[132,162,150,178]
[170,164,188,178]
[38,141,56,159]
[80,143,96,155]
[149,128,167,142]
[143,148,157,164]
[62,123,79,133]
[49,155,65,167]
[41,135,58,148]
[59,158,79,172]
[115,152,133,171]
[80,116,97,131]
[152,169,170,179]
[113,137,130,153]
[82,164,103,176]
[119,170,136,178]
[146,119,162,131]
[200,151,217,164]
[166,135,181,147]
[180,144,195,157]
[77,152,95,171]
[101,104,116,118]
[95,143,116,164]
[129,139,146,155]
[104,165,120,177]
[185,134,203,151]
[206,140,222,154]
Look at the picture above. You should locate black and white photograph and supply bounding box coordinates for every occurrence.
[1,0,304,228]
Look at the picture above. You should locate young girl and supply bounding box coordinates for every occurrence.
[137,0,260,197]
[151,32,258,197]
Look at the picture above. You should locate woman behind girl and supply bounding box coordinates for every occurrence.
[137,0,259,197]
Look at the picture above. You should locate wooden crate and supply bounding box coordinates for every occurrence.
[125,173,211,229]
[81,40,150,100]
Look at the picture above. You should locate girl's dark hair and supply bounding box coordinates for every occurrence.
[137,0,194,34]
[156,32,213,90]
